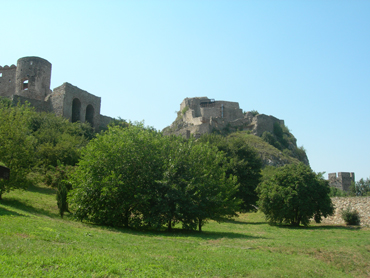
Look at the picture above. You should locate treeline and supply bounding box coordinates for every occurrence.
[329,178,370,197]
[0,98,94,200]
[0,99,335,230]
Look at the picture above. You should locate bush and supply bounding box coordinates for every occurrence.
[341,206,360,225]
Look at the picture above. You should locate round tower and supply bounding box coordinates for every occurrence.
[15,56,52,101]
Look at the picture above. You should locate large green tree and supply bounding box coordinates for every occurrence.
[69,124,164,227]
[199,132,262,212]
[70,124,240,231]
[256,163,334,226]
[0,101,35,199]
[155,137,240,231]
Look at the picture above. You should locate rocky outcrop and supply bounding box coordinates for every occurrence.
[163,97,309,167]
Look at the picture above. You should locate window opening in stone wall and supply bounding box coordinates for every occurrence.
[30,61,33,65]
[86,104,95,127]
[72,98,81,123]
[0,73,2,78]
[22,79,29,90]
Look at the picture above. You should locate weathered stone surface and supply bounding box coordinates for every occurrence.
[0,56,112,131]
[163,97,309,166]
[328,172,355,192]
[319,197,370,227]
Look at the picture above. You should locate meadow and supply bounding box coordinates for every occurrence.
[0,184,369,277]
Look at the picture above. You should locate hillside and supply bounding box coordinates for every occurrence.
[163,97,309,167]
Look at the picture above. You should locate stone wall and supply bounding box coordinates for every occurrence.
[0,65,17,98]
[320,197,370,227]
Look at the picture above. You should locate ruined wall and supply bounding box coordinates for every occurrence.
[0,65,17,98]
[319,197,370,227]
[15,57,52,101]
[328,172,355,192]
[252,114,285,137]
[99,114,115,130]
[11,95,51,112]
[55,83,101,130]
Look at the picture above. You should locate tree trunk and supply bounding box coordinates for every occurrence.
[168,220,172,232]
[198,219,202,232]
[123,209,129,227]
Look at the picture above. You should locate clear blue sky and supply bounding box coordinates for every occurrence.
[2,1,369,181]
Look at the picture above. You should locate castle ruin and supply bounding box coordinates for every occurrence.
[163,97,285,139]
[0,56,112,130]
[328,172,355,192]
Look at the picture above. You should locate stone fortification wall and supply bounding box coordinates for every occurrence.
[0,65,17,98]
[328,172,355,192]
[55,83,101,130]
[15,57,52,101]
[11,95,51,112]
[99,114,115,130]
[320,197,370,227]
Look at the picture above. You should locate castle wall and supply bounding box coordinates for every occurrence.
[328,172,355,192]
[0,65,17,98]
[56,83,101,130]
[319,197,370,226]
[15,57,52,101]
[252,114,285,137]
[11,95,51,112]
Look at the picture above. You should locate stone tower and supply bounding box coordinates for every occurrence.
[328,172,355,192]
[15,57,52,101]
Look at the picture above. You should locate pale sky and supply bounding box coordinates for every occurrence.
[2,0,369,181]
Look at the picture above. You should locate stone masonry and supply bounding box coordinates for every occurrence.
[163,97,285,138]
[0,56,112,130]
[328,172,355,192]
[319,197,370,227]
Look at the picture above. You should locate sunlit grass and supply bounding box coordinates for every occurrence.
[1,184,369,277]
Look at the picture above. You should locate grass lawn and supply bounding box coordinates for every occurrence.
[1,184,369,277]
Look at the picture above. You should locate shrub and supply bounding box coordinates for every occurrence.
[341,206,360,225]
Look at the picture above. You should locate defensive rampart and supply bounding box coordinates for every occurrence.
[319,197,370,227]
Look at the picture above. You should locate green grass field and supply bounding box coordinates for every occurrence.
[1,184,369,277]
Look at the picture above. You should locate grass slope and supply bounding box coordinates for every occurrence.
[233,132,301,166]
[1,185,369,277]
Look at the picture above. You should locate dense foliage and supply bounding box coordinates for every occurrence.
[0,98,94,199]
[256,163,334,226]
[69,124,240,231]
[199,132,262,212]
[0,101,35,199]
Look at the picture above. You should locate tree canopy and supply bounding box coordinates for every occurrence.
[69,124,240,231]
[256,163,334,226]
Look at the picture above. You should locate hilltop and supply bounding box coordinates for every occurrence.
[163,97,309,167]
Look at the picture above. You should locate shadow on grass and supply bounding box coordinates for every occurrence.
[0,198,58,218]
[94,224,266,240]
[27,184,56,195]
[0,206,28,217]
[224,219,267,225]
[272,224,362,231]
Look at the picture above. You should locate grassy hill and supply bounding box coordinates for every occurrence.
[1,184,370,277]
[228,132,302,167]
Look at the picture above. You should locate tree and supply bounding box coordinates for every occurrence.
[0,101,35,200]
[256,163,334,226]
[199,133,262,212]
[156,138,240,231]
[69,123,164,227]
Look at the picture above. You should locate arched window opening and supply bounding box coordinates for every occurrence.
[85,104,94,127]
[72,98,81,123]
[22,79,29,90]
